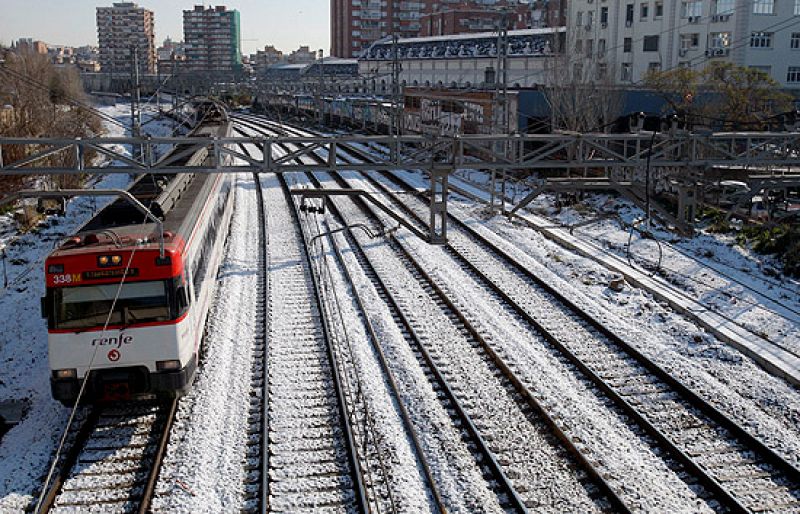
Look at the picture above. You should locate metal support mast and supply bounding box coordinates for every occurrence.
[391,33,402,161]
[317,49,324,126]
[490,10,510,214]
[130,46,142,160]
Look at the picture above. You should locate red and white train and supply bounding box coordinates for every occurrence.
[42,120,234,404]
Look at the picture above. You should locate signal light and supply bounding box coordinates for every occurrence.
[47,264,65,274]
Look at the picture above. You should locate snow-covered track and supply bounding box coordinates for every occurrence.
[348,162,800,513]
[299,172,525,512]
[240,167,270,511]
[38,400,176,514]
[295,174,628,510]
[232,136,365,513]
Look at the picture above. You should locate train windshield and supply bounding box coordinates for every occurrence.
[52,281,171,330]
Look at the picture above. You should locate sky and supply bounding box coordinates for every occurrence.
[0,0,330,55]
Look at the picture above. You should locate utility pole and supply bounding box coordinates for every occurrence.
[391,33,401,137]
[491,10,510,213]
[318,49,324,126]
[130,46,142,160]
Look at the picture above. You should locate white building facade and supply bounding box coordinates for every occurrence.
[566,0,800,89]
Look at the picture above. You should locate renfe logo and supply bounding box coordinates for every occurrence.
[91,335,134,349]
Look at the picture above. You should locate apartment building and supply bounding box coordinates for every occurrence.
[332,0,537,58]
[183,5,242,73]
[566,0,800,88]
[419,1,531,37]
[96,2,156,74]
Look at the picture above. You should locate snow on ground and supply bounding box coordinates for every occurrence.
[388,168,800,467]
[454,170,800,354]
[0,102,183,510]
[152,173,255,512]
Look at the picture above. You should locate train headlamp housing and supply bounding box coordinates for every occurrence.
[53,369,77,380]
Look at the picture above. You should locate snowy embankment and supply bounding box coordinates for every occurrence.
[0,103,180,510]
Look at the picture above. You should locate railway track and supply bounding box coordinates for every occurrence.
[36,400,176,513]
[331,150,800,512]
[239,115,800,512]
[232,136,365,513]
[236,116,633,510]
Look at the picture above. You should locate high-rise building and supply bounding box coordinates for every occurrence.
[183,5,242,73]
[566,0,800,89]
[331,0,534,57]
[96,2,156,74]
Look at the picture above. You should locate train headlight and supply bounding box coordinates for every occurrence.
[156,360,181,371]
[53,369,77,379]
[97,255,123,268]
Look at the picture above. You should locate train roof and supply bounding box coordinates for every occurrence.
[49,120,229,259]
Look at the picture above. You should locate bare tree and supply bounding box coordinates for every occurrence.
[542,34,623,133]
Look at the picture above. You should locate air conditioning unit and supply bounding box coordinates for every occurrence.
[713,13,731,21]
[601,21,608,28]
[688,16,701,23]
[679,48,688,56]
[585,24,593,30]
[715,48,729,56]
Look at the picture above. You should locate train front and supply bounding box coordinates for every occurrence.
[42,234,195,404]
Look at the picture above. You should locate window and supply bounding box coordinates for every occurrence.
[796,0,800,15]
[715,0,734,13]
[626,4,635,23]
[753,0,774,14]
[624,37,633,52]
[587,11,594,26]
[575,39,583,53]
[788,66,800,82]
[598,38,607,55]
[750,31,773,47]
[643,35,660,51]
[682,0,703,17]
[597,63,608,79]
[576,11,583,26]
[710,32,731,47]
[641,3,650,18]
[573,63,583,80]
[52,281,172,330]
[655,1,664,16]
[648,62,662,72]
[681,33,700,48]
[621,63,633,81]
[586,39,594,57]
[601,7,609,23]
[792,32,800,48]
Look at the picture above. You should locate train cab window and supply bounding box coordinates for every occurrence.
[52,281,171,330]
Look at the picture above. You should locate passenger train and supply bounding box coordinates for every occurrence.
[42,105,234,404]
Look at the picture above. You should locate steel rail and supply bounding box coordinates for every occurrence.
[339,158,754,513]
[249,122,634,511]
[36,400,177,514]
[303,171,510,514]
[276,171,369,514]
[237,131,369,513]
[238,118,452,513]
[236,140,272,513]
[355,159,800,511]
